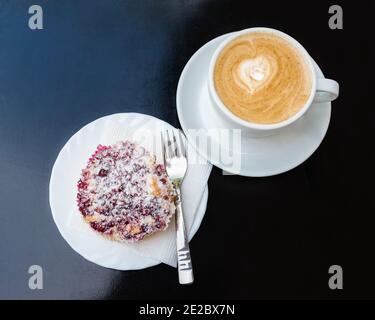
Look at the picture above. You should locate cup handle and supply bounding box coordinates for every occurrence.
[314,78,339,103]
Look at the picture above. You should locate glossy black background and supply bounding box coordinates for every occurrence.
[0,0,374,299]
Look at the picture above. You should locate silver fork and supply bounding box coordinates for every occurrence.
[161,129,194,285]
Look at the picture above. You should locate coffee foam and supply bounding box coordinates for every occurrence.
[214,32,313,124]
[237,56,271,93]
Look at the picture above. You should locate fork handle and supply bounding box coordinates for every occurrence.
[175,187,194,285]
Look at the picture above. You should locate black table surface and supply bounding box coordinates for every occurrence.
[0,0,374,300]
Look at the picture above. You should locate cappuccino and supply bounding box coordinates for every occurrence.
[214,32,313,124]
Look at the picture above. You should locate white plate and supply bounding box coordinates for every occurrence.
[177,33,331,177]
[49,113,209,270]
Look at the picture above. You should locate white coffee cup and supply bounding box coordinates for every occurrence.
[208,27,339,136]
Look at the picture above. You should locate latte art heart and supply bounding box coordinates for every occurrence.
[237,56,272,94]
[214,32,312,124]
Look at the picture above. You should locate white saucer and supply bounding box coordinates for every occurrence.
[49,113,209,270]
[177,33,331,177]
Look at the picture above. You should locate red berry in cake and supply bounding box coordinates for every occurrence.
[98,169,108,177]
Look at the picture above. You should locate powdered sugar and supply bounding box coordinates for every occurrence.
[77,140,175,242]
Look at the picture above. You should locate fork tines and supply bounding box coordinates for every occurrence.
[161,129,187,160]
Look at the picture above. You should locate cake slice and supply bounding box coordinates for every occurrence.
[77,141,176,242]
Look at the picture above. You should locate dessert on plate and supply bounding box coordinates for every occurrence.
[77,140,175,242]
